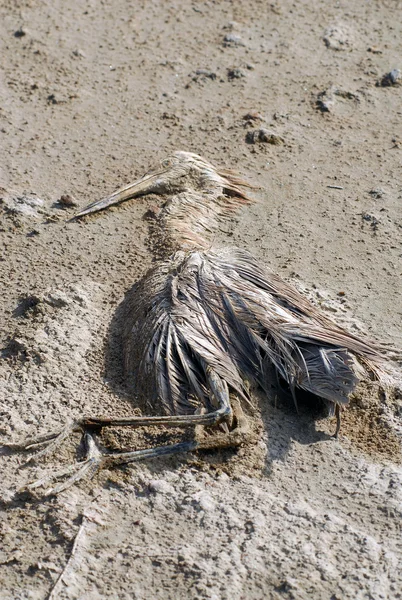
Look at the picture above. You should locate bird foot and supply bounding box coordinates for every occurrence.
[20,434,203,497]
[20,432,104,497]
[17,420,84,464]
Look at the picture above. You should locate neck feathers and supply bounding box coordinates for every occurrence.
[151,182,255,254]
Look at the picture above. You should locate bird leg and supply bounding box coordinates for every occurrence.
[14,409,231,463]
[11,370,232,462]
[17,371,249,496]
[333,404,342,439]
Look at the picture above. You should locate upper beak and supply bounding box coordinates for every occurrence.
[73,171,164,219]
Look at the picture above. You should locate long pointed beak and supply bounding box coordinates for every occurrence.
[73,171,165,219]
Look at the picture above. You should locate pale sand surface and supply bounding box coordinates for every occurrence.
[0,1,401,598]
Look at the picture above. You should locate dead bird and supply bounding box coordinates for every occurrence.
[16,151,388,495]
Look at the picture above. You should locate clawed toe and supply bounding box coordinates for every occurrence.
[7,430,60,451]
[22,457,102,497]
[21,420,82,464]
[21,433,104,497]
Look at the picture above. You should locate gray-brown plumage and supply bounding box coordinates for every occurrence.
[17,151,387,495]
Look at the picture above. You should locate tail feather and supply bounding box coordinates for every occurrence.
[296,344,358,405]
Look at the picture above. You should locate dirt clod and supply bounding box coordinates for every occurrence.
[246,129,284,145]
[228,67,246,80]
[377,69,401,87]
[223,34,244,47]
[59,194,78,207]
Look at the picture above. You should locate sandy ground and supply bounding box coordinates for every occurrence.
[1,0,402,598]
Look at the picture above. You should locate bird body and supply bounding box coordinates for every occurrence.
[122,245,380,419]
[17,151,388,495]
[95,151,382,420]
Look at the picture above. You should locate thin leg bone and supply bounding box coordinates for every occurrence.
[7,420,78,451]
[32,428,249,497]
[14,370,233,464]
[20,370,249,495]
[15,408,228,453]
[29,414,251,497]
[333,404,341,438]
[23,421,80,462]
[10,369,233,449]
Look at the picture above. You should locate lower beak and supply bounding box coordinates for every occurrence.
[74,172,163,219]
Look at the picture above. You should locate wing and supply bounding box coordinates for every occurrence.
[122,248,388,416]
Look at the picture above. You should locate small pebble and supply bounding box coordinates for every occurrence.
[368,188,384,199]
[45,290,70,308]
[195,69,216,80]
[361,212,380,230]
[223,21,240,31]
[246,129,284,145]
[228,67,245,80]
[223,34,244,47]
[59,194,78,207]
[316,86,358,113]
[259,130,284,144]
[377,69,400,87]
[148,479,175,495]
[189,69,217,86]
[14,27,27,38]
[316,88,335,112]
[323,24,353,51]
[243,111,264,122]
[47,94,60,105]
[367,46,382,54]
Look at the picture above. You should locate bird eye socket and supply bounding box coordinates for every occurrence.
[162,158,172,168]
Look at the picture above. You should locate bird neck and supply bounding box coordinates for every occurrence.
[147,189,232,258]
